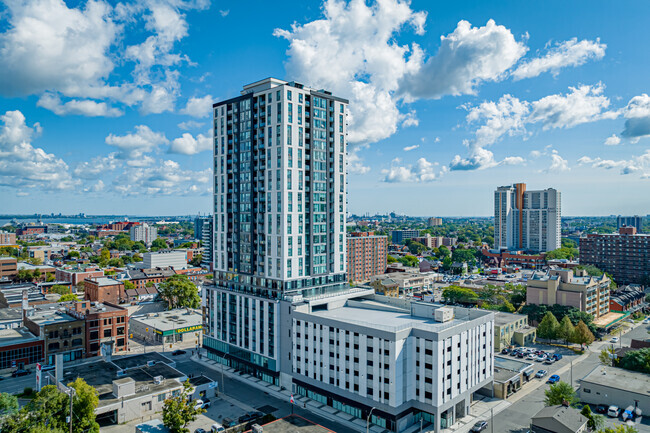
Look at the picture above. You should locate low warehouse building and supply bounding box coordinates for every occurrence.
[578,365,650,415]
[130,308,203,347]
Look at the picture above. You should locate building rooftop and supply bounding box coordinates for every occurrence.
[16,263,55,271]
[0,307,22,322]
[131,309,202,332]
[112,352,175,371]
[494,356,534,373]
[532,405,587,433]
[245,415,334,433]
[494,312,528,327]
[306,299,492,335]
[0,327,39,348]
[88,276,122,286]
[580,365,650,396]
[26,303,80,326]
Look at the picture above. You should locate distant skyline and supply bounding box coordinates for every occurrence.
[1,0,649,216]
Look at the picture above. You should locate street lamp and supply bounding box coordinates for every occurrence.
[366,407,377,433]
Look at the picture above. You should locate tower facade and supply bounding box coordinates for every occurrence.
[494,183,561,253]
[203,78,349,385]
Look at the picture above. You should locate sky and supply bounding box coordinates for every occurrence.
[1,0,649,217]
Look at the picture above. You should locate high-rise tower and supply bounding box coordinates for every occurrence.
[494,183,561,253]
[203,78,349,384]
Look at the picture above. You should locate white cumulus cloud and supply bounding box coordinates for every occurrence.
[180,95,214,118]
[169,131,213,155]
[37,93,122,117]
[382,157,440,182]
[105,125,169,160]
[403,145,419,151]
[621,94,650,141]
[604,134,621,146]
[512,38,606,80]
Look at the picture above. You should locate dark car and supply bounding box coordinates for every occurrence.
[239,414,254,424]
[596,404,609,414]
[553,354,563,361]
[501,348,510,354]
[517,352,525,358]
[222,418,237,428]
[171,350,186,356]
[470,421,488,432]
[194,429,207,433]
[12,369,31,377]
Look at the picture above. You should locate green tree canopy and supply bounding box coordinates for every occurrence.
[158,274,200,310]
[49,284,71,295]
[442,286,478,304]
[124,280,136,291]
[189,254,203,267]
[68,250,80,258]
[0,392,19,416]
[598,426,639,433]
[68,377,100,433]
[151,238,168,250]
[581,403,604,431]
[617,347,650,374]
[557,316,575,345]
[398,255,419,267]
[387,255,397,264]
[545,247,579,260]
[544,381,577,406]
[451,248,476,264]
[59,294,79,302]
[162,380,204,433]
[537,311,560,341]
[571,320,595,348]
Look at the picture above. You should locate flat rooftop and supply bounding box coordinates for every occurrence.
[0,327,39,347]
[592,311,627,328]
[27,304,79,325]
[307,300,490,334]
[88,276,121,286]
[246,415,334,433]
[112,352,174,370]
[494,312,527,326]
[60,358,185,409]
[131,309,202,332]
[581,365,650,396]
[494,355,534,373]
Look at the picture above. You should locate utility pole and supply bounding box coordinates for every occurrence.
[570,359,574,388]
[490,407,494,433]
[68,388,75,433]
[366,407,376,433]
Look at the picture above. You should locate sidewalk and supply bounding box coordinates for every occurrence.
[191,354,389,433]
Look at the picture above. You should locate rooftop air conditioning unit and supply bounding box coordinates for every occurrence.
[116,370,126,377]
[153,375,163,384]
[147,360,155,367]
[251,425,263,433]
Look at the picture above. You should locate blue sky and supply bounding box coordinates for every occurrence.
[1,0,649,216]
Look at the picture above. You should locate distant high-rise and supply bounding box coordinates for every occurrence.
[129,223,157,246]
[194,216,213,269]
[617,215,643,233]
[204,78,349,385]
[494,183,561,253]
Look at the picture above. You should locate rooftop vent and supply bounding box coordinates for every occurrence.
[153,375,163,385]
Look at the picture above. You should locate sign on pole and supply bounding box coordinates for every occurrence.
[36,363,42,391]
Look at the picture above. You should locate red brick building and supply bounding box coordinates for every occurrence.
[346,232,388,283]
[609,286,645,312]
[84,277,126,304]
[65,301,129,357]
[481,249,547,270]
[126,267,176,289]
[55,265,104,286]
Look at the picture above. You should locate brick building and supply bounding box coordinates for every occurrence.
[346,232,387,283]
[125,267,176,289]
[0,232,16,245]
[56,265,104,286]
[580,227,650,285]
[0,328,44,371]
[24,303,85,365]
[0,257,17,280]
[65,301,129,357]
[84,277,126,304]
[482,249,547,270]
[609,286,645,312]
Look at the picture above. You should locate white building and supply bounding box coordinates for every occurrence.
[142,250,188,270]
[494,183,561,253]
[130,223,158,246]
[203,78,493,433]
[291,299,494,432]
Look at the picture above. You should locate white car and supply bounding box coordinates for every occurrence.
[527,353,536,360]
[608,406,620,418]
[611,337,619,343]
[536,354,547,362]
[193,400,204,410]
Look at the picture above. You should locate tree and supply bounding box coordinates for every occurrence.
[68,251,80,258]
[46,272,55,282]
[0,392,18,416]
[581,404,604,431]
[68,377,100,433]
[598,427,639,433]
[387,255,397,264]
[407,241,427,255]
[59,294,79,302]
[537,312,560,342]
[557,316,575,345]
[162,380,204,433]
[437,245,451,259]
[442,286,478,304]
[158,275,200,310]
[544,381,577,406]
[33,268,42,281]
[599,346,617,367]
[617,347,650,374]
[451,248,476,264]
[100,248,110,262]
[49,284,71,295]
[124,280,136,291]
[398,255,419,267]
[571,320,595,349]
[151,238,168,250]
[189,254,203,267]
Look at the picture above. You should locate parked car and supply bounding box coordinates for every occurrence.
[222,418,237,428]
[171,349,186,356]
[547,374,560,384]
[193,400,204,410]
[535,370,547,378]
[517,352,525,358]
[195,429,207,433]
[536,354,547,362]
[595,404,609,414]
[12,369,30,377]
[552,354,563,361]
[544,357,555,365]
[607,406,620,418]
[41,364,55,372]
[611,337,619,343]
[527,353,536,360]
[470,421,488,432]
[211,423,225,433]
[201,398,211,409]
[510,350,519,357]
[501,348,510,354]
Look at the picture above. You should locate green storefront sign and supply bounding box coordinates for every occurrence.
[154,324,203,336]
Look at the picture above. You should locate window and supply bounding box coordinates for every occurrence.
[104,329,112,338]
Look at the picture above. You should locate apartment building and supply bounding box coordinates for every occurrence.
[0,232,16,245]
[129,223,157,246]
[0,257,17,280]
[347,232,387,283]
[56,265,104,286]
[84,276,126,304]
[391,230,421,244]
[142,250,188,269]
[580,227,650,285]
[291,299,494,432]
[494,183,561,253]
[427,217,443,227]
[24,303,85,365]
[204,78,349,387]
[194,216,213,269]
[65,301,129,357]
[617,215,643,233]
[526,268,611,318]
[493,312,536,351]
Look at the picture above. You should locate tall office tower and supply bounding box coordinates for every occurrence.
[194,216,213,269]
[494,183,561,253]
[204,78,349,385]
[617,215,643,233]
